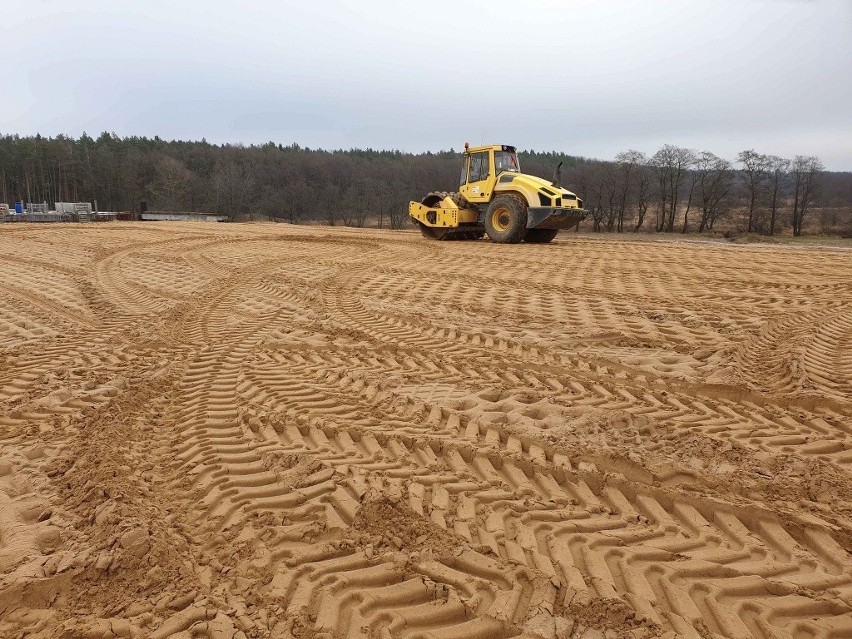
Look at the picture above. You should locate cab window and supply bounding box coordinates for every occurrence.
[459,156,469,186]
[468,152,490,182]
[494,151,520,173]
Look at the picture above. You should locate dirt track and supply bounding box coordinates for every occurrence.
[0,222,850,639]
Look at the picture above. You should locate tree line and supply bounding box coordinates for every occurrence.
[572,147,850,236]
[0,133,849,235]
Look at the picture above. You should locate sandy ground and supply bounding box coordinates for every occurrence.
[0,222,850,639]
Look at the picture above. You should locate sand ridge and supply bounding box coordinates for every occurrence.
[0,222,850,639]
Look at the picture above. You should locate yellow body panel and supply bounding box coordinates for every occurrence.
[409,197,478,228]
[458,145,582,209]
[494,173,583,209]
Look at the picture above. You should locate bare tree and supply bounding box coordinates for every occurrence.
[651,155,668,232]
[614,150,643,232]
[576,162,608,232]
[651,145,695,232]
[693,152,732,233]
[213,160,255,220]
[281,178,314,224]
[791,155,824,236]
[151,156,192,210]
[590,164,609,232]
[388,201,408,229]
[681,170,700,233]
[602,162,620,232]
[342,177,381,227]
[737,149,770,233]
[765,156,790,236]
[320,192,337,226]
[632,160,652,232]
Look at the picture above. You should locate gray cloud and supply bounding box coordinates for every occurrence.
[4,0,851,168]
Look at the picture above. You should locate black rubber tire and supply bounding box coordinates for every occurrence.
[484,195,527,243]
[524,228,559,243]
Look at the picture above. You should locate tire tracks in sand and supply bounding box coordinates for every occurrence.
[0,223,850,639]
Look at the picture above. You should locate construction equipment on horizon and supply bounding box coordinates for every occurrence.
[409,143,586,243]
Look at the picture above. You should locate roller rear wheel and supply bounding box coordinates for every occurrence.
[484,195,527,243]
[417,192,481,241]
[417,222,451,240]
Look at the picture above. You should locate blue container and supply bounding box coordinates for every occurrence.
[14,202,23,214]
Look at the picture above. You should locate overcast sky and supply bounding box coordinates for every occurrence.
[5,0,852,169]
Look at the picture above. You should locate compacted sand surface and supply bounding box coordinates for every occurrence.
[0,222,850,639]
